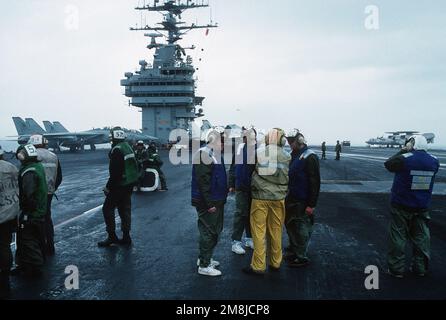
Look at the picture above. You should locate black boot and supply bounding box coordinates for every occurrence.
[0,272,10,300]
[98,233,119,247]
[118,232,132,246]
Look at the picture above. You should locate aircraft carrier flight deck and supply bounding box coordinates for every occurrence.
[7,146,446,300]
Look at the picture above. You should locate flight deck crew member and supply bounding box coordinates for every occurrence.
[243,128,291,275]
[335,141,342,161]
[321,142,327,160]
[98,128,139,247]
[13,145,47,278]
[28,135,62,256]
[147,142,168,191]
[385,135,440,278]
[228,128,257,255]
[192,128,228,277]
[0,146,20,298]
[284,131,321,267]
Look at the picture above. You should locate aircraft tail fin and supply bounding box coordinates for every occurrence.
[12,117,30,135]
[43,121,55,133]
[25,118,46,134]
[53,121,69,133]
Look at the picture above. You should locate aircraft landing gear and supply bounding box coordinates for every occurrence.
[90,144,96,151]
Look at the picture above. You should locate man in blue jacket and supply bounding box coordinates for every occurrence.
[229,128,257,255]
[192,129,228,277]
[284,130,321,268]
[385,135,440,278]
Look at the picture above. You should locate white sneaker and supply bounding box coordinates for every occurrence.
[197,258,220,268]
[198,266,222,277]
[232,241,246,255]
[244,238,254,250]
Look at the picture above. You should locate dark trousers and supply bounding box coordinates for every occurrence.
[197,205,224,267]
[102,187,133,235]
[322,151,326,160]
[158,169,167,189]
[336,151,341,160]
[45,194,55,254]
[388,206,430,274]
[0,220,15,273]
[285,199,314,261]
[16,217,45,270]
[232,190,252,241]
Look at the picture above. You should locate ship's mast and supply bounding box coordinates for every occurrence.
[131,0,218,45]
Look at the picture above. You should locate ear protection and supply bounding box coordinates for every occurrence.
[405,136,415,151]
[266,128,286,147]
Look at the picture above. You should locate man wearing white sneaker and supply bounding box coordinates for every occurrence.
[191,129,228,277]
[229,128,257,255]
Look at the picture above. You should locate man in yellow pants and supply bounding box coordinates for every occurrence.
[243,128,291,275]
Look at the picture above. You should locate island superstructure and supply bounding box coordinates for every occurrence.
[121,0,218,143]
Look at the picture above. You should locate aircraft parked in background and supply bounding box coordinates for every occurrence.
[12,117,158,152]
[366,131,435,148]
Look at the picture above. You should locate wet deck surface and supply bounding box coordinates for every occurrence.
[8,147,446,300]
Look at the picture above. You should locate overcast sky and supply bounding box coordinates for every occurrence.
[1,0,445,147]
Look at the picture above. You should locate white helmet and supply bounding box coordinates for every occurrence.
[286,129,307,145]
[110,128,127,142]
[204,127,225,144]
[28,134,48,147]
[410,135,429,151]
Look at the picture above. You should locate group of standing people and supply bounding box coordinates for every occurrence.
[191,128,440,280]
[0,135,62,299]
[191,127,321,277]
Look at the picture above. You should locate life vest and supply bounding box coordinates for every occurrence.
[18,161,48,219]
[391,150,440,209]
[111,142,139,187]
[0,160,20,224]
[288,147,316,202]
[36,148,59,194]
[191,147,228,203]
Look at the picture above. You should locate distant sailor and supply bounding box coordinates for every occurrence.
[229,127,256,255]
[284,131,321,268]
[28,135,62,256]
[335,140,342,161]
[243,128,291,275]
[192,129,228,277]
[98,128,139,247]
[321,142,327,160]
[0,146,20,298]
[147,142,168,191]
[385,135,440,278]
[13,145,47,278]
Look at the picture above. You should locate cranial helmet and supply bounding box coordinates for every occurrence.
[266,128,287,147]
[286,129,307,145]
[16,144,38,162]
[205,127,225,144]
[28,134,48,147]
[110,127,127,142]
[408,135,429,151]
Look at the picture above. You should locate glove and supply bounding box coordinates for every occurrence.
[305,207,314,216]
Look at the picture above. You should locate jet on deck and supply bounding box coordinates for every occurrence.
[11,117,158,152]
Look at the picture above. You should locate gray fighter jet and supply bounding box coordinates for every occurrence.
[12,117,158,152]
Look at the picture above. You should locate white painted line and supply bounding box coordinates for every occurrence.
[55,205,103,230]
